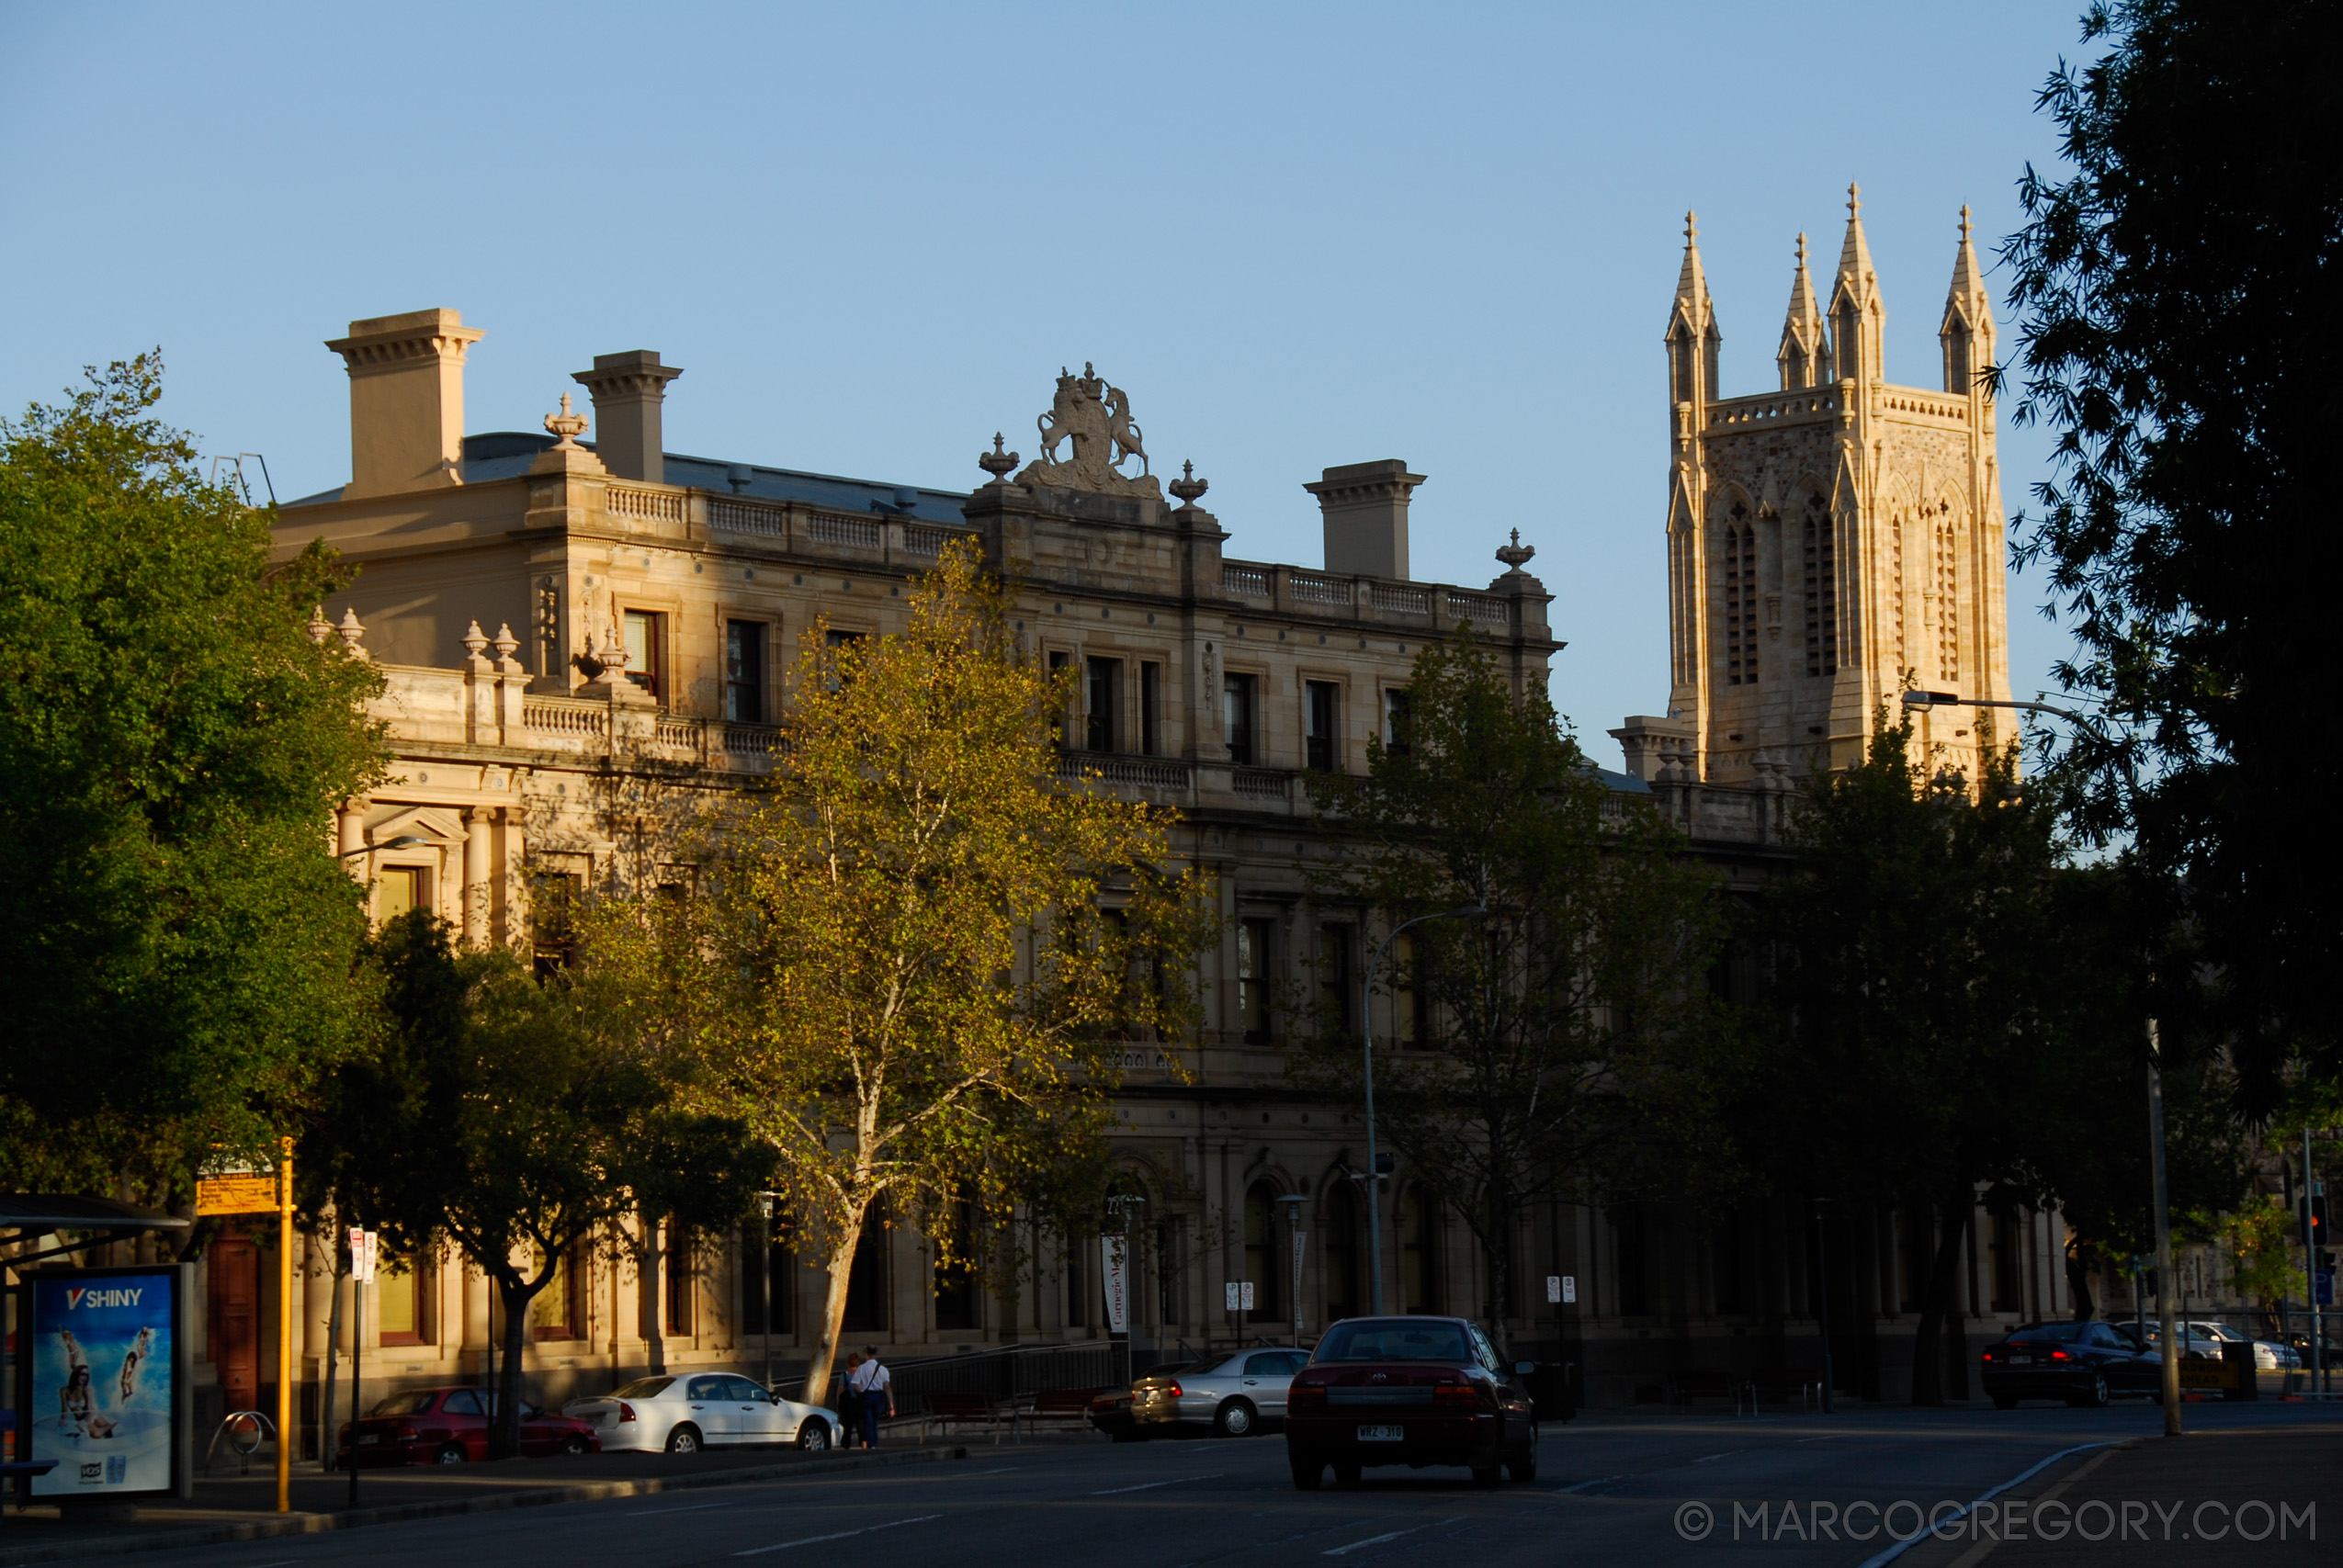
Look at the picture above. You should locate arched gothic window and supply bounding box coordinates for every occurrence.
[1801,496,1838,678]
[1932,505,1961,682]
[1722,503,1757,686]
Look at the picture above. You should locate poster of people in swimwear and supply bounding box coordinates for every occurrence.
[26,1267,181,1498]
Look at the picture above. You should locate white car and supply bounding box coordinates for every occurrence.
[562,1373,836,1454]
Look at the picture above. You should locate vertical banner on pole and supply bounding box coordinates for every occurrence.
[276,1138,293,1513]
[1291,1231,1307,1298]
[1100,1235,1129,1334]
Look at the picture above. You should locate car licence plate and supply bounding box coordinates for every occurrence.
[1358,1425,1404,1442]
[2007,1355,2032,1366]
[357,1434,379,1445]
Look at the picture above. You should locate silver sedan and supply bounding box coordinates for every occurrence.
[1129,1348,1309,1438]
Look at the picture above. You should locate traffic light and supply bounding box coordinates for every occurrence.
[2303,1193,2329,1240]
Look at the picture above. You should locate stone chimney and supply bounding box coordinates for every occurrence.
[572,351,684,484]
[1305,459,1423,581]
[324,309,484,500]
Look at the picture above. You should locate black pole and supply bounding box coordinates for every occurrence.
[762,1215,775,1391]
[1812,1201,1835,1415]
[345,1278,361,1509]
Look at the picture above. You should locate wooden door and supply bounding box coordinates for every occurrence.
[209,1237,259,1410]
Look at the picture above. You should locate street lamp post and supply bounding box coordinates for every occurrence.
[757,1192,779,1391]
[1810,1199,1834,1416]
[1276,1193,1307,1348]
[336,834,428,860]
[1361,905,1486,1316]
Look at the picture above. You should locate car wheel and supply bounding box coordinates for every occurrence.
[2077,1373,2109,1409]
[1290,1451,1324,1491]
[434,1444,466,1464]
[1471,1463,1503,1488]
[1333,1461,1363,1488]
[1506,1450,1538,1483]
[561,1433,590,1456]
[1991,1394,2018,1410]
[1213,1399,1256,1438]
[797,1420,832,1452]
[665,1424,702,1455]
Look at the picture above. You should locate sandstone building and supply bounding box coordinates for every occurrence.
[175,196,2100,1445]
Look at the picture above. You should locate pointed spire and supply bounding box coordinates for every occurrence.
[1835,181,1876,296]
[1940,202,1996,395]
[1943,202,1990,327]
[1778,231,1828,389]
[1674,209,1710,313]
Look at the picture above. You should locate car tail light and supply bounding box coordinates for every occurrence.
[1287,1384,1327,1412]
[617,1403,637,1424]
[1432,1379,1490,1410]
[1980,1349,1997,1362]
[392,1427,417,1441]
[1165,1382,1183,1398]
[2049,1349,2070,1361]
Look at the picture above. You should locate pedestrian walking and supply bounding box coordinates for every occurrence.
[837,1352,863,1449]
[850,1346,892,1448]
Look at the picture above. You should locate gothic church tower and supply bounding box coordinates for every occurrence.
[1647,189,2012,785]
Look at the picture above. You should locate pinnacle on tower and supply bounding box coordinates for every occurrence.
[1940,202,1996,395]
[1778,231,1828,389]
[1666,210,1721,405]
[1673,209,1710,317]
[1828,181,1884,381]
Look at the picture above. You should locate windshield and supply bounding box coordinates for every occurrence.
[1314,1321,1474,1363]
[609,1377,676,1399]
[368,1391,437,1416]
[2008,1324,2087,1343]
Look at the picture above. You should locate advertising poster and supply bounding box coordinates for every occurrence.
[1100,1235,1128,1333]
[27,1267,179,1499]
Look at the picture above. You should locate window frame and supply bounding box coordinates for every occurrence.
[1085,656,1123,753]
[1236,917,1275,1044]
[622,607,667,701]
[1305,681,1340,773]
[724,619,769,723]
[1223,672,1258,765]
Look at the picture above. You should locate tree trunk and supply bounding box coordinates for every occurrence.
[320,1258,345,1472]
[2064,1242,2096,1322]
[492,1273,537,1459]
[1909,1197,1971,1407]
[641,1207,666,1376]
[1482,1183,1515,1358]
[802,1210,866,1410]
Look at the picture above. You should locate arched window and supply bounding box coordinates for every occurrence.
[1722,504,1757,686]
[1399,1185,1440,1315]
[1933,505,1962,682]
[1801,496,1838,678]
[1243,1181,1281,1323]
[1834,303,1862,380]
[1322,1182,1361,1323]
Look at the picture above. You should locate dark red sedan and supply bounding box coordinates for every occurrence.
[336,1386,600,1465]
[1285,1316,1538,1489]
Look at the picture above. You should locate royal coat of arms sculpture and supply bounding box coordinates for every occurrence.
[1015,364,1162,499]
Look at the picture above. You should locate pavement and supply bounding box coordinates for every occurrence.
[6,1399,2339,1566]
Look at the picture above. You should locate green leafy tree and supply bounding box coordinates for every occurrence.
[1296,629,1730,1349]
[2003,0,2343,1100]
[0,355,384,1199]
[676,543,1215,1400]
[310,913,768,1456]
[1754,718,2110,1401]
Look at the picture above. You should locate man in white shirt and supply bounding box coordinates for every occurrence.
[848,1346,892,1448]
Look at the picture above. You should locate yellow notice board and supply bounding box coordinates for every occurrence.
[2177,1356,2238,1390]
[196,1173,280,1215]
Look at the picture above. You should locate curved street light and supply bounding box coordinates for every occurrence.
[335,833,428,859]
[1361,904,1486,1316]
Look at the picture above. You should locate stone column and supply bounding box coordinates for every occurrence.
[336,797,369,877]
[461,1264,491,1378]
[462,807,492,948]
[500,800,528,951]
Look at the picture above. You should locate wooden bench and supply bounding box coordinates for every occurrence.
[1674,1370,1753,1414]
[1022,1388,1105,1436]
[921,1392,1011,1444]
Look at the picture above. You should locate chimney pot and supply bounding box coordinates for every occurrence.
[1305,459,1424,581]
[324,308,484,499]
[572,351,684,484]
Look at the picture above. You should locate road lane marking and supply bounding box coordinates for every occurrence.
[628,1500,730,1515]
[734,1513,942,1556]
[1854,1443,2115,1568]
[1557,1473,1625,1493]
[1322,1517,1463,1556]
[1090,1472,1223,1495]
[1692,1450,1742,1463]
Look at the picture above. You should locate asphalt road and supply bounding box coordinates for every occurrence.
[146,1402,2343,1568]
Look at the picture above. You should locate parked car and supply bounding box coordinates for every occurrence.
[1285,1316,1538,1489]
[1980,1321,2162,1408]
[1127,1348,1308,1438]
[561,1373,835,1454]
[337,1386,599,1465]
[2160,1320,2299,1371]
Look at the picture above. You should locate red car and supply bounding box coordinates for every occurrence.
[337,1386,600,1465]
[1285,1316,1538,1490]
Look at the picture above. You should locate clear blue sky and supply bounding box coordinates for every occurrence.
[0,1,2093,756]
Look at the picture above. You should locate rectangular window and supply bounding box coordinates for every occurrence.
[1085,657,1121,753]
[664,1224,695,1337]
[1236,918,1274,1044]
[374,1255,430,1346]
[1048,650,1073,747]
[623,609,665,700]
[530,868,582,980]
[1316,923,1354,1038]
[1383,689,1413,755]
[1223,673,1256,765]
[1138,662,1161,756]
[377,865,428,926]
[741,1227,796,1337]
[530,1244,580,1341]
[1305,682,1339,773]
[725,621,766,722]
[1394,932,1431,1049]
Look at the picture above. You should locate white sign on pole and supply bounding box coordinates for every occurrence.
[1292,1231,1307,1294]
[1546,1275,1561,1304]
[1224,1280,1256,1312]
[1561,1275,1577,1304]
[348,1226,379,1284]
[1100,1235,1128,1334]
